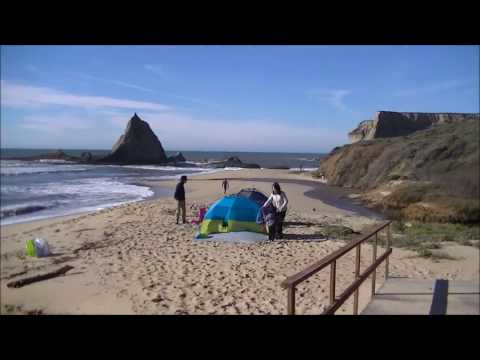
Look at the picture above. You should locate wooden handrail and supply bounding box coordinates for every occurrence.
[281,220,392,315]
[322,248,392,314]
[281,221,391,289]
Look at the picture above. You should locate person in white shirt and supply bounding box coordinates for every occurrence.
[262,182,288,240]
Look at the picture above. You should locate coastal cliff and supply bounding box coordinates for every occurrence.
[318,117,479,222]
[348,111,478,143]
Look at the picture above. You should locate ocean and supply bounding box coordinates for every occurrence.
[0,148,324,225]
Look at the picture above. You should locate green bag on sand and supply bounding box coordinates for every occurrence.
[26,239,36,257]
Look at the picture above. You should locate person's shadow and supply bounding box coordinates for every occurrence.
[279,221,328,241]
[284,221,321,227]
[279,233,328,242]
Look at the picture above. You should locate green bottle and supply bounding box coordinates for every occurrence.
[26,239,36,257]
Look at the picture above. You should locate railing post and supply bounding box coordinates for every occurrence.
[371,232,378,297]
[330,261,336,306]
[385,223,391,280]
[287,285,296,315]
[353,244,361,315]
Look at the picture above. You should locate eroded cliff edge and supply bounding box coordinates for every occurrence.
[317,116,479,222]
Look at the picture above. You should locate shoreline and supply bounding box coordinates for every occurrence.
[188,176,384,219]
[2,168,333,228]
[0,165,250,227]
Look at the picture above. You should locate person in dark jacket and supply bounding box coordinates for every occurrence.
[174,175,187,224]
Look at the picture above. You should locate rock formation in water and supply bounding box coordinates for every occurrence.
[1,149,75,161]
[205,156,261,169]
[348,111,479,143]
[317,117,479,222]
[167,152,186,163]
[80,152,93,162]
[100,113,168,164]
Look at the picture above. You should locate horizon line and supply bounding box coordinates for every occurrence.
[0,147,330,155]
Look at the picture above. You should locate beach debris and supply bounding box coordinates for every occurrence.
[2,270,28,280]
[6,265,74,288]
[73,242,107,254]
[52,255,78,265]
[25,238,51,257]
[25,309,44,315]
[322,225,359,239]
[72,228,96,233]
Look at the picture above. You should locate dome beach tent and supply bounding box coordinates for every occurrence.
[237,188,268,207]
[197,191,268,239]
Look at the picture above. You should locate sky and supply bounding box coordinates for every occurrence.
[1,45,478,153]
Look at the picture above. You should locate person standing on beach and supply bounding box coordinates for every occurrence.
[174,175,188,224]
[262,182,288,240]
[222,178,229,194]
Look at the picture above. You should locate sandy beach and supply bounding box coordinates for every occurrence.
[1,169,478,315]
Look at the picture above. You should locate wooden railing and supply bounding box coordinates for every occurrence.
[280,220,392,315]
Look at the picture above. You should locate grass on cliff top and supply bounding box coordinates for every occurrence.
[382,183,480,223]
[368,221,479,259]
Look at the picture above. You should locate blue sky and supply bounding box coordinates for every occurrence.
[1,45,478,153]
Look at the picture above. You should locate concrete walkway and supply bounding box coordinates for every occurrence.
[361,277,479,315]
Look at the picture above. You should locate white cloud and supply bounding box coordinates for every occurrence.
[3,113,114,149]
[307,88,352,112]
[76,73,155,93]
[20,114,91,132]
[111,111,346,152]
[75,73,220,108]
[1,81,346,152]
[1,80,171,111]
[393,79,472,97]
[108,80,155,93]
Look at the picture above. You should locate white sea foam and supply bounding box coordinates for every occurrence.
[289,167,319,171]
[37,159,75,164]
[0,200,141,226]
[29,178,154,197]
[0,160,91,176]
[0,178,154,226]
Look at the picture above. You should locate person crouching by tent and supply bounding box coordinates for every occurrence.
[222,178,229,194]
[262,182,288,240]
[174,175,188,224]
[259,202,277,241]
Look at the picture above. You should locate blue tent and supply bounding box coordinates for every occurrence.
[198,195,266,237]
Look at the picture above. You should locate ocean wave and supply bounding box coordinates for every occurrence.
[295,158,318,162]
[0,178,154,226]
[0,204,51,219]
[37,159,75,163]
[1,161,92,176]
[29,178,154,198]
[120,165,208,171]
[0,200,143,226]
[289,167,319,171]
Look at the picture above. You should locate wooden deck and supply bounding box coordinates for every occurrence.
[361,277,479,315]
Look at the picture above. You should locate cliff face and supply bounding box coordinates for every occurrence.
[320,118,480,222]
[349,111,478,143]
[348,120,375,143]
[100,114,168,164]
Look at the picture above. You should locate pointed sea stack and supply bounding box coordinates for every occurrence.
[100,113,168,164]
